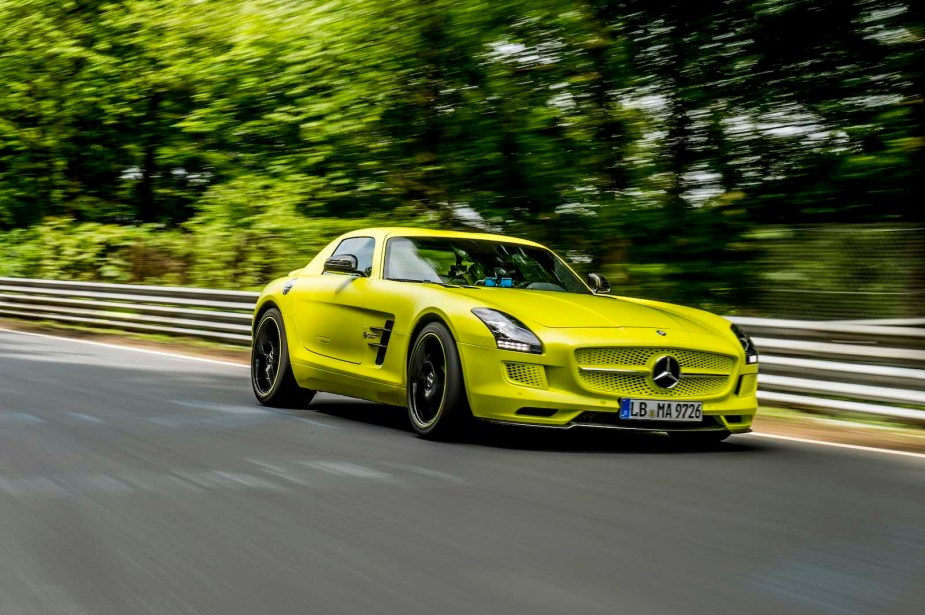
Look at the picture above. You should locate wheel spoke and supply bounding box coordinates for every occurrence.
[409,334,447,429]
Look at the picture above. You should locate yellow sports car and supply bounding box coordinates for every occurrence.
[251,228,759,442]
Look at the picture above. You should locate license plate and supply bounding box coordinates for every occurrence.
[619,399,703,422]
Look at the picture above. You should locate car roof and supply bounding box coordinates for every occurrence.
[342,227,545,248]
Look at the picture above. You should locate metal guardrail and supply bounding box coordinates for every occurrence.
[0,277,922,423]
[727,316,925,423]
[0,277,256,345]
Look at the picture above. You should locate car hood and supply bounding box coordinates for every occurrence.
[443,288,700,331]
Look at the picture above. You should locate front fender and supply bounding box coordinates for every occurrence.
[253,276,293,328]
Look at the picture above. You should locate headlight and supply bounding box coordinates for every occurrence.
[472,308,543,354]
[731,324,759,364]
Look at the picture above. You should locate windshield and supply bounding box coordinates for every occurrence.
[383,236,590,294]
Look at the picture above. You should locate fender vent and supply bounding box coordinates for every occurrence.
[367,320,394,365]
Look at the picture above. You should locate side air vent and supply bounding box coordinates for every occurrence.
[367,320,395,366]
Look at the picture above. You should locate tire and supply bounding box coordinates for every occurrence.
[668,430,731,448]
[252,308,316,408]
[406,322,471,440]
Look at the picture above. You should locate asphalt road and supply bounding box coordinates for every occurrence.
[1,329,923,615]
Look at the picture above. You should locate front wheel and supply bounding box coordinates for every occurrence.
[252,308,315,408]
[407,322,471,440]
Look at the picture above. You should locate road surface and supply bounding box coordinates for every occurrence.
[1,329,922,614]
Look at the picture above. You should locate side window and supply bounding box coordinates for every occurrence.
[384,237,443,282]
[332,237,375,276]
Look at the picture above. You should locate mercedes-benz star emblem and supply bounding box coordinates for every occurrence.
[652,355,681,389]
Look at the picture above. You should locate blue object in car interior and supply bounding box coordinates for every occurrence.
[484,277,514,287]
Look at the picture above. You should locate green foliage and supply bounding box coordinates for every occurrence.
[0,0,922,314]
[183,175,431,288]
[0,208,432,290]
[0,219,188,284]
[747,225,925,319]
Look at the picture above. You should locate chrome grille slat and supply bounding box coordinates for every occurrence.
[575,347,735,372]
[578,371,730,397]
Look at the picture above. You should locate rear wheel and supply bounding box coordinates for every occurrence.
[252,308,315,408]
[668,430,731,447]
[407,322,471,440]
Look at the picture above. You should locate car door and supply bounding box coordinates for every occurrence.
[354,236,442,383]
[292,236,375,365]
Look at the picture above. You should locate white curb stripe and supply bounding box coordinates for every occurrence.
[746,432,925,460]
[0,327,248,368]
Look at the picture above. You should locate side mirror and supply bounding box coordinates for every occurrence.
[323,254,360,275]
[587,273,611,295]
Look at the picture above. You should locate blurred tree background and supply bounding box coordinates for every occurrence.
[0,0,921,316]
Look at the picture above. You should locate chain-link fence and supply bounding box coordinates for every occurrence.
[747,224,924,320]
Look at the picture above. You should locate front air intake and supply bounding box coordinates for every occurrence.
[736,374,758,396]
[504,362,548,389]
[516,408,558,418]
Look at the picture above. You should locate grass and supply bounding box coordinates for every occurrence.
[757,405,923,434]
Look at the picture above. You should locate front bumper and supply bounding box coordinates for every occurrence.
[457,328,758,433]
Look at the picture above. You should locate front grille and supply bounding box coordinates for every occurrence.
[737,374,758,396]
[575,347,735,372]
[578,371,729,398]
[573,411,721,431]
[574,347,735,399]
[504,362,548,389]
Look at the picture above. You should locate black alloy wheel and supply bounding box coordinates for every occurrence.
[407,322,470,439]
[253,315,282,397]
[251,308,315,408]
